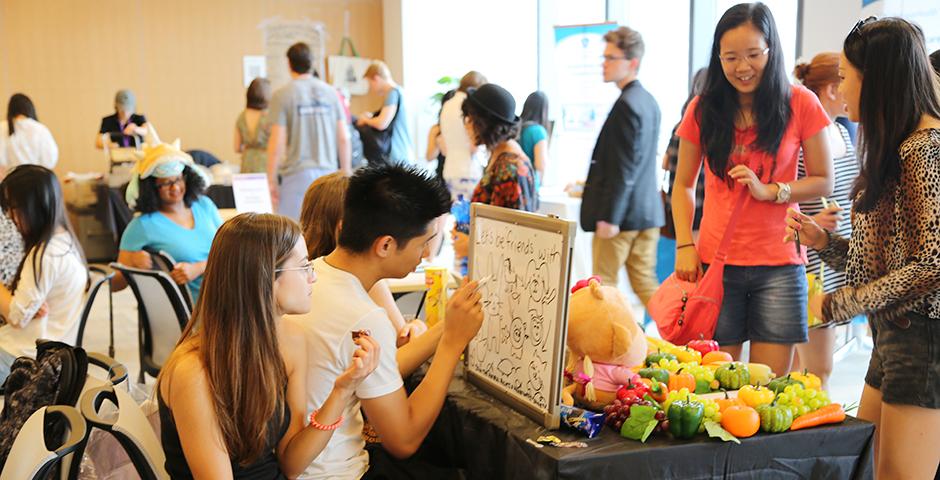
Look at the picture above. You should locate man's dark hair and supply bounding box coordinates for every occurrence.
[461,99,520,150]
[135,165,207,214]
[287,42,313,74]
[339,164,451,253]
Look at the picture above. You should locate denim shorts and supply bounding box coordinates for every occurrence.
[865,312,940,409]
[712,264,808,345]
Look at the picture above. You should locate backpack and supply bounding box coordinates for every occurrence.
[0,340,88,468]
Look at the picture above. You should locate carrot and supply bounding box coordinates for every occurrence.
[790,403,846,430]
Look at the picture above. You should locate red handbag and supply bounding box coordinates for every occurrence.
[649,189,749,345]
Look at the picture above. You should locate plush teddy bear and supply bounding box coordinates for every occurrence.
[562,277,647,411]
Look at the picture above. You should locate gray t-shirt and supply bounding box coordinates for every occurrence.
[385,87,413,164]
[270,76,344,176]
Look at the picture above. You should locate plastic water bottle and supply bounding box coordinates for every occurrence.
[451,195,471,276]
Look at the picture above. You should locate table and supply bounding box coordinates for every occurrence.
[423,371,875,479]
[218,208,239,222]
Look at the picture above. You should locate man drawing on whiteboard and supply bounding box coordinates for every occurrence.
[287,164,484,479]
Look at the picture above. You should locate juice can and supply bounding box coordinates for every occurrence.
[424,267,448,327]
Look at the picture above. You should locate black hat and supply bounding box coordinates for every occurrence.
[466,84,519,125]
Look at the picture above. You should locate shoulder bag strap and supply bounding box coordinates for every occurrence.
[710,188,750,265]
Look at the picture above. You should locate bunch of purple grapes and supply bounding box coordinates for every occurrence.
[602,398,669,432]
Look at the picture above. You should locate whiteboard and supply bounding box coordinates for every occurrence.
[465,204,575,428]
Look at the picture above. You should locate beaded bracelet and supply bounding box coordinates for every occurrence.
[308,409,343,431]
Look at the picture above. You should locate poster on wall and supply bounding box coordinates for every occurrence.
[243,56,266,88]
[327,55,373,96]
[260,18,326,90]
[548,23,620,188]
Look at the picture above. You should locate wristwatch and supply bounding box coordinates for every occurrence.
[774,182,791,203]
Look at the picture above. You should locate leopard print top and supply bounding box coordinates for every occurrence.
[818,128,940,323]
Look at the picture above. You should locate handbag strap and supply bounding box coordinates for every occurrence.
[711,188,750,264]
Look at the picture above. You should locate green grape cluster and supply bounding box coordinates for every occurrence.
[685,365,716,385]
[656,357,681,373]
[664,388,722,432]
[773,383,831,418]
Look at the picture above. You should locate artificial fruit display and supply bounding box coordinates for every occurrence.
[715,362,750,390]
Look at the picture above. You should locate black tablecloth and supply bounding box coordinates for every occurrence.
[423,372,874,480]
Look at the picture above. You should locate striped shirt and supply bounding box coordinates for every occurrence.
[797,122,859,292]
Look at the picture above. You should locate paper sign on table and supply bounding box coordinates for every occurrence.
[232,173,273,214]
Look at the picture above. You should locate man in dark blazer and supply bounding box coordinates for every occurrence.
[581,26,663,308]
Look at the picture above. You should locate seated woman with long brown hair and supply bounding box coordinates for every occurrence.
[157,213,380,478]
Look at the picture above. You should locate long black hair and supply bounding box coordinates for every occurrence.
[135,165,207,214]
[697,2,791,184]
[520,91,550,134]
[0,165,86,291]
[6,93,37,136]
[844,18,940,212]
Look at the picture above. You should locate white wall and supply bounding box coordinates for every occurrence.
[392,0,540,166]
[801,0,862,58]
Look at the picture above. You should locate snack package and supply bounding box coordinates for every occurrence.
[424,267,448,327]
[559,404,604,438]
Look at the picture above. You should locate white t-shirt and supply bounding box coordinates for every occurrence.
[288,257,403,480]
[0,117,59,170]
[439,92,487,184]
[0,232,85,358]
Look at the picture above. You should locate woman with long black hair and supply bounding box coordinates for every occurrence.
[787,17,940,478]
[671,2,833,376]
[518,91,551,186]
[0,165,86,382]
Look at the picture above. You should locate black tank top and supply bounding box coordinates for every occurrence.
[158,391,291,479]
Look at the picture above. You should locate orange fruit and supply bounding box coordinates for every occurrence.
[720,405,760,438]
[702,351,734,365]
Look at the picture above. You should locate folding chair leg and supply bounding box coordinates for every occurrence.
[107,275,115,358]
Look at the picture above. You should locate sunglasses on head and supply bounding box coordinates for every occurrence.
[850,16,877,41]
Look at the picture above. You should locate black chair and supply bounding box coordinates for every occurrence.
[108,263,190,383]
[146,250,195,312]
[0,406,86,480]
[75,266,116,357]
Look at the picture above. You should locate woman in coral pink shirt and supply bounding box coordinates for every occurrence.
[671,3,833,376]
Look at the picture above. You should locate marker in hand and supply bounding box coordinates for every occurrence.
[474,275,493,292]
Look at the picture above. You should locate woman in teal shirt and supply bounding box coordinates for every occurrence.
[115,142,221,301]
[518,91,550,188]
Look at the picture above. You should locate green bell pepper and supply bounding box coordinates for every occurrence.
[638,367,671,384]
[756,401,794,433]
[715,362,751,390]
[667,397,704,439]
[766,374,805,394]
[645,351,677,367]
